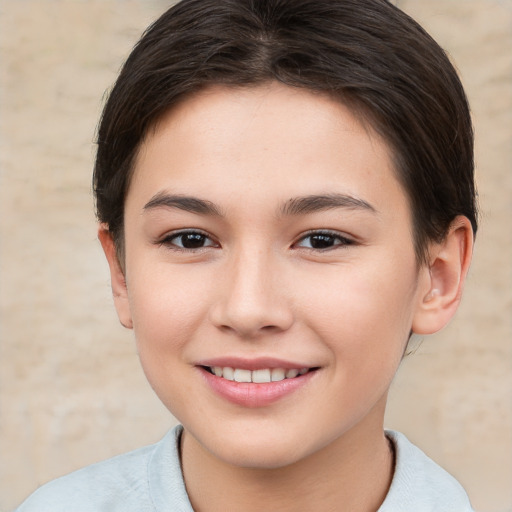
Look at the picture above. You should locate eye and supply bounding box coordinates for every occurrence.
[160,230,218,250]
[294,231,354,250]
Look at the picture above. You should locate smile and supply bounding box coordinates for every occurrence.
[204,366,310,383]
[200,364,319,407]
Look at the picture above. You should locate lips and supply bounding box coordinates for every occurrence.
[197,358,319,407]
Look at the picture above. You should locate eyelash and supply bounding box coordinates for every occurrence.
[158,229,354,252]
[293,230,355,251]
[158,230,219,251]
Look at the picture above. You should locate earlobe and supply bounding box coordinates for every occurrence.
[98,224,133,329]
[412,216,474,335]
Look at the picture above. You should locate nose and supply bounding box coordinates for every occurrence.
[209,248,294,339]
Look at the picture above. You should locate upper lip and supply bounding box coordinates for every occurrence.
[196,356,315,371]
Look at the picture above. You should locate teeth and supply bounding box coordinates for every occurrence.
[233,369,252,383]
[271,368,285,382]
[252,369,271,383]
[222,367,235,381]
[210,366,310,383]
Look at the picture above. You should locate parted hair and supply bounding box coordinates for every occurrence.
[94,0,477,263]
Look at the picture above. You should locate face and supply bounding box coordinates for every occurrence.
[116,83,431,468]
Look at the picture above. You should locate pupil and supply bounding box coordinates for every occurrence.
[182,233,205,248]
[311,234,334,249]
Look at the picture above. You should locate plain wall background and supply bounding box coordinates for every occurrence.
[0,1,511,511]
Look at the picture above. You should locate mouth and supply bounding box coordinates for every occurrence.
[201,366,317,383]
[198,360,320,407]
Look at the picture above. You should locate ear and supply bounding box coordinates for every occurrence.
[98,224,133,329]
[412,216,474,335]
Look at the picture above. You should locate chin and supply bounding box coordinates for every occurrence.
[217,440,307,470]
[191,421,324,470]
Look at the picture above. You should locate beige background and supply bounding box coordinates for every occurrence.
[0,1,511,511]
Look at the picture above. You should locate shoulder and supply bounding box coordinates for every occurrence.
[379,430,474,512]
[15,442,159,512]
[14,426,191,512]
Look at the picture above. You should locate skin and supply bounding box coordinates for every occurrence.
[99,82,473,512]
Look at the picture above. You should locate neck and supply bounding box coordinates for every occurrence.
[180,404,395,512]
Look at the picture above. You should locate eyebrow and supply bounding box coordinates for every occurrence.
[143,192,377,218]
[280,194,377,216]
[143,192,223,216]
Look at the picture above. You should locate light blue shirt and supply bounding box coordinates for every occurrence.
[15,426,474,511]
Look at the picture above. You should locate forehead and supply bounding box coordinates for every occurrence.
[129,83,409,221]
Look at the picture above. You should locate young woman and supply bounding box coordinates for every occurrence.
[16,0,477,510]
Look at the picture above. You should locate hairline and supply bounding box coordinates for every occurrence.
[110,80,431,268]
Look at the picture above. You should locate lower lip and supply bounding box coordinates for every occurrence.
[199,367,317,408]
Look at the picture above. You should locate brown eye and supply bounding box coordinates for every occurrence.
[296,231,353,250]
[162,231,217,250]
[311,234,338,249]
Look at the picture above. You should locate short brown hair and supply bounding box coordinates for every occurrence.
[94,0,477,263]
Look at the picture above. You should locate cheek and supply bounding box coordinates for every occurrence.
[299,261,418,359]
[127,263,212,352]
[126,266,212,414]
